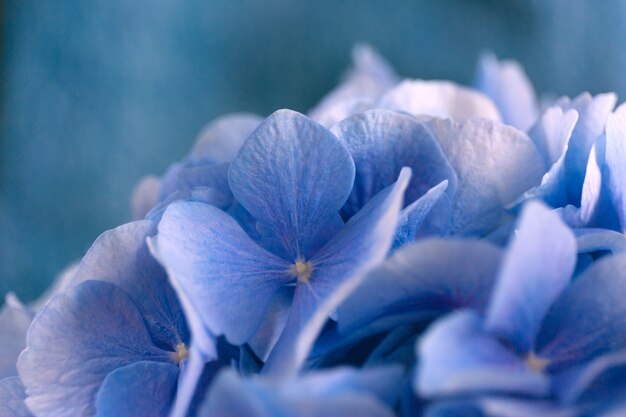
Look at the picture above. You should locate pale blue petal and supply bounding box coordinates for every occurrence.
[536,252,626,371]
[31,261,79,310]
[426,117,544,235]
[527,106,578,170]
[248,286,293,362]
[603,103,626,231]
[331,110,457,218]
[190,113,262,163]
[416,310,550,397]
[229,109,355,259]
[95,361,179,417]
[154,201,292,345]
[159,161,231,203]
[338,238,503,338]
[473,53,539,132]
[485,202,576,354]
[131,175,161,220]
[392,180,449,249]
[0,295,33,379]
[378,80,502,122]
[559,93,617,205]
[146,185,233,223]
[17,281,172,417]
[73,220,189,351]
[262,169,411,376]
[309,44,397,127]
[201,367,399,417]
[575,228,626,255]
[0,377,32,417]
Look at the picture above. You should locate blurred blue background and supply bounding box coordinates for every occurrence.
[2,0,626,302]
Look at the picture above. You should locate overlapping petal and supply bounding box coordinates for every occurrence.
[155,201,292,345]
[190,113,262,163]
[338,238,503,338]
[485,202,576,354]
[229,109,356,259]
[0,295,33,379]
[331,110,457,218]
[17,280,175,417]
[0,377,32,417]
[416,310,550,397]
[426,117,544,235]
[378,80,502,122]
[536,252,626,371]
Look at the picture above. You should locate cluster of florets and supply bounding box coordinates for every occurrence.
[2,46,626,417]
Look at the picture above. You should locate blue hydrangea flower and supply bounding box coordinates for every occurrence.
[152,109,412,378]
[16,221,202,417]
[415,202,626,415]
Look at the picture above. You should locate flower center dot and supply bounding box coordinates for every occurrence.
[525,352,549,373]
[290,259,314,283]
[173,342,189,364]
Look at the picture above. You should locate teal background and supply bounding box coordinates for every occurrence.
[2,0,626,301]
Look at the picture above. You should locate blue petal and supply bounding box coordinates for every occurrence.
[603,103,626,231]
[331,110,457,218]
[248,286,293,361]
[229,109,356,260]
[154,201,292,345]
[424,397,577,417]
[95,361,179,417]
[378,80,502,122]
[17,280,172,417]
[527,106,578,170]
[536,252,626,371]
[159,161,231,203]
[309,44,397,127]
[485,202,576,354]
[131,175,161,220]
[575,228,626,255]
[0,377,32,417]
[416,310,550,397]
[338,238,503,338]
[263,168,411,376]
[392,180,449,249]
[426,117,544,236]
[0,295,33,379]
[559,93,617,205]
[201,367,400,417]
[552,350,626,405]
[73,220,189,351]
[190,113,262,163]
[473,53,538,132]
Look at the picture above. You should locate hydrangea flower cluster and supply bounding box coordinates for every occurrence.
[3,45,626,417]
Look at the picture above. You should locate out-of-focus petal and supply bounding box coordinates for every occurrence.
[473,53,538,132]
[95,361,179,417]
[416,310,550,398]
[338,238,502,338]
[485,202,576,354]
[0,295,33,379]
[575,228,626,255]
[331,110,456,218]
[603,103,626,231]
[0,377,32,417]
[536,252,626,371]
[190,113,262,163]
[131,175,161,220]
[527,106,578,170]
[229,109,355,259]
[378,80,502,122]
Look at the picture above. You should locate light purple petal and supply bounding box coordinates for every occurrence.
[190,113,262,163]
[0,377,32,417]
[0,295,33,379]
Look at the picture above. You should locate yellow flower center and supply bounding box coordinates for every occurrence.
[173,342,189,364]
[289,259,314,283]
[525,352,549,373]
